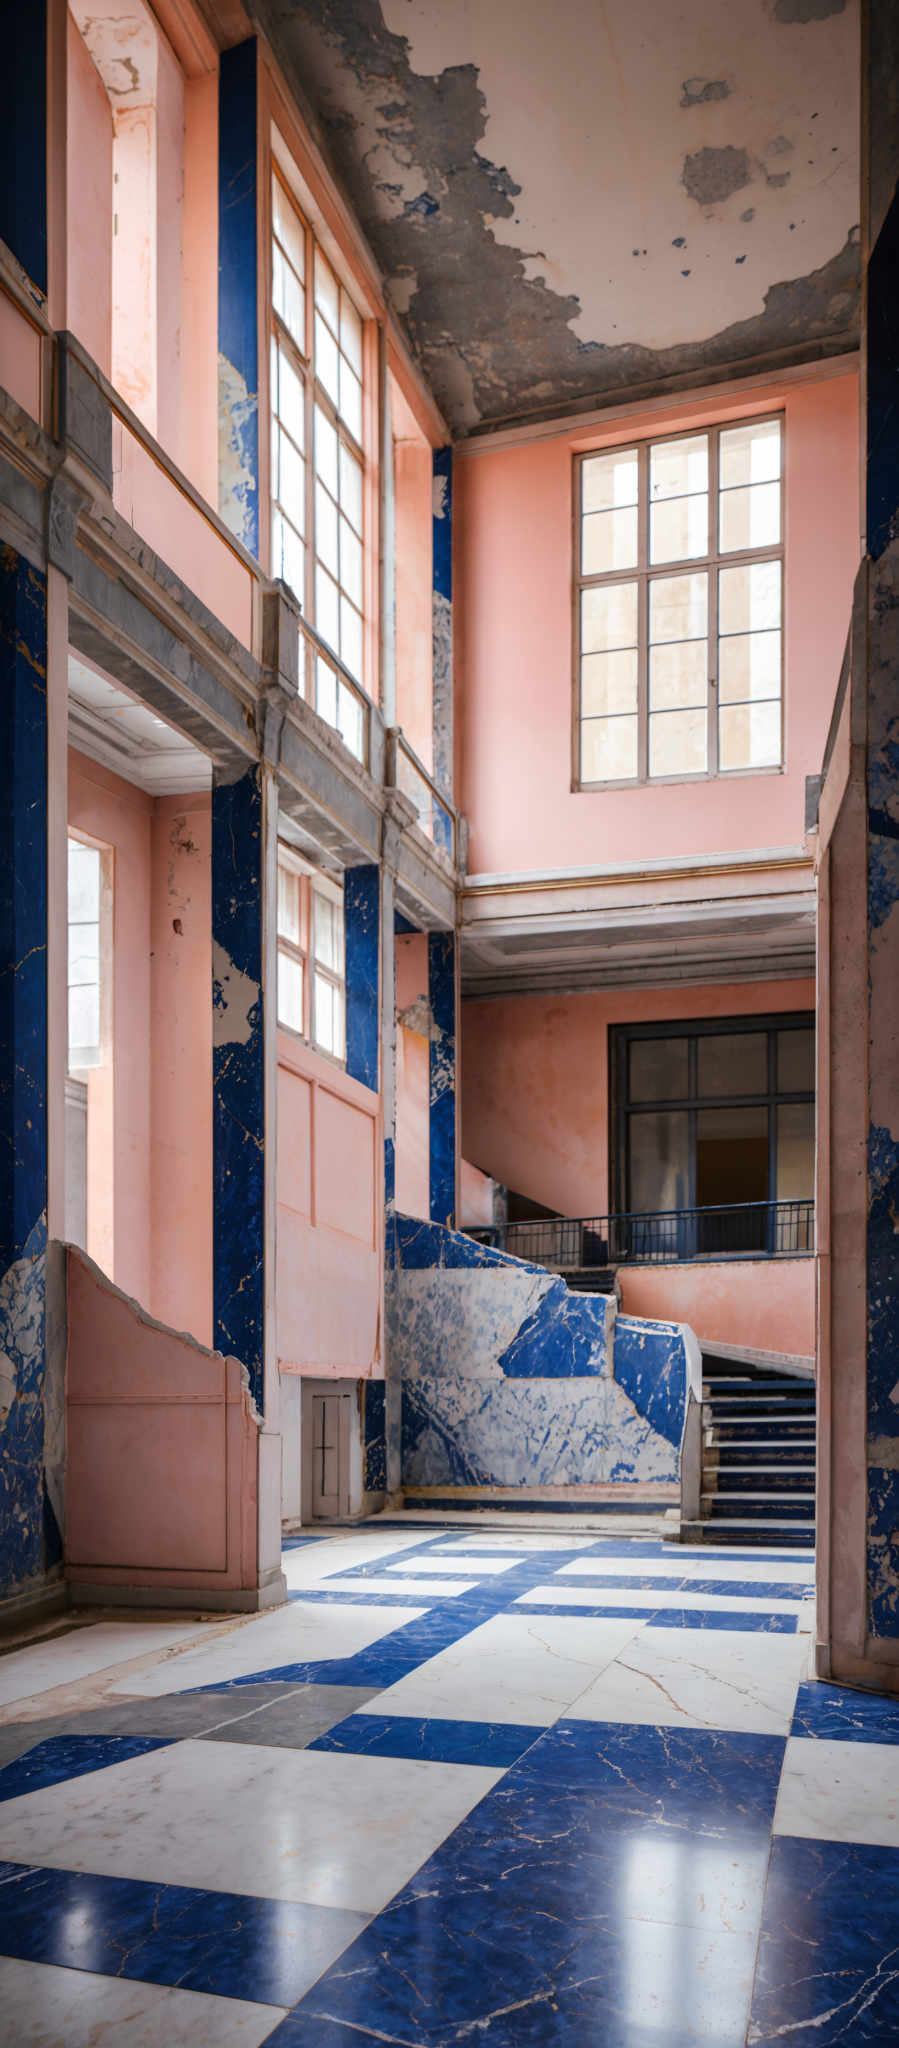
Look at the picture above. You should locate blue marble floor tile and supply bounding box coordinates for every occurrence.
[523,1603,799,1632]
[689,1579,805,1602]
[0,1735,172,1803]
[309,1713,539,1769]
[508,1721,786,1839]
[0,1860,367,2010]
[748,1835,899,2043]
[791,1679,899,1743]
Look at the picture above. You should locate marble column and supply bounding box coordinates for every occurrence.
[211,763,266,1412]
[428,929,457,1229]
[432,447,453,819]
[0,5,47,296]
[344,866,380,1094]
[0,547,57,1603]
[218,38,259,557]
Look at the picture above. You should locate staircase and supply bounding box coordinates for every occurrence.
[696,1354,816,1547]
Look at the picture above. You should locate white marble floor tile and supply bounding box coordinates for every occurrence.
[383,1555,519,1575]
[360,1611,646,1726]
[310,1575,476,1598]
[774,1737,899,1846]
[0,1739,501,1915]
[282,1532,433,1589]
[567,1625,808,1735]
[0,1622,220,1710]
[433,1533,600,1551]
[517,1586,802,1614]
[556,1555,694,1579]
[556,1555,813,1583]
[0,1958,284,2047]
[111,1601,424,1697]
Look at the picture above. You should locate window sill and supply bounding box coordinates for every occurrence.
[573,764,785,794]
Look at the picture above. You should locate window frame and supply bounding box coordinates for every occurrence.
[610,1011,814,1226]
[276,843,346,1066]
[268,163,368,704]
[572,412,786,792]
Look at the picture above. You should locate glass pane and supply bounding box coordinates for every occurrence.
[720,418,781,489]
[316,655,338,729]
[315,480,339,578]
[272,178,305,278]
[315,563,339,650]
[581,581,637,654]
[68,842,100,921]
[339,443,363,532]
[340,293,363,373]
[339,595,363,680]
[582,448,638,513]
[315,406,338,495]
[277,865,301,942]
[650,433,708,500]
[274,512,304,601]
[629,1037,689,1103]
[278,949,303,1033]
[649,707,707,777]
[339,362,363,443]
[777,1101,814,1200]
[650,493,708,565]
[275,345,304,447]
[581,648,638,717]
[719,629,781,702]
[719,699,781,770]
[698,1032,768,1097]
[720,480,780,553]
[315,313,340,406]
[313,971,337,1054]
[313,891,338,968]
[696,1104,768,1207]
[580,715,637,782]
[582,505,638,574]
[778,1027,814,1093]
[629,1108,690,1211]
[273,248,304,350]
[314,249,339,327]
[649,571,707,644]
[69,982,100,1062]
[719,559,781,635]
[338,681,364,761]
[68,924,98,986]
[649,637,707,711]
[276,429,305,530]
[340,515,363,608]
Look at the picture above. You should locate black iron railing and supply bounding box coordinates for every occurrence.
[468,1199,814,1269]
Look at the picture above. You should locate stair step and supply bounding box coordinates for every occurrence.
[703,1466,815,1485]
[703,1495,814,1520]
[684,1519,815,1547]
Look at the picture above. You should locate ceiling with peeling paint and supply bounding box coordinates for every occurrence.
[248,0,860,437]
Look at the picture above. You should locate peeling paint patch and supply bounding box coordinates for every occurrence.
[212,939,260,1048]
[683,146,753,206]
[773,0,845,20]
[217,353,259,555]
[680,77,730,107]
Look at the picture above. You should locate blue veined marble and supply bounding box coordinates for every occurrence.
[508,1720,785,1829]
[0,549,50,1601]
[212,765,264,1410]
[344,866,379,1093]
[0,15,47,295]
[749,1836,899,2044]
[309,1713,539,1769]
[428,932,456,1227]
[0,1734,172,1802]
[689,1579,805,1601]
[432,448,453,800]
[614,1315,687,1449]
[401,1372,678,1488]
[498,1282,610,1378]
[432,448,453,605]
[0,1859,366,2010]
[791,1678,899,1742]
[866,186,899,565]
[528,1604,799,1632]
[218,39,259,554]
[362,1378,386,1493]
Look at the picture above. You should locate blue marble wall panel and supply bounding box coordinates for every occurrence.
[212,766,265,1411]
[218,39,259,556]
[388,1214,681,1491]
[866,186,899,564]
[432,448,453,800]
[0,7,47,299]
[344,866,379,1094]
[427,933,456,1228]
[363,1380,386,1495]
[0,549,50,1599]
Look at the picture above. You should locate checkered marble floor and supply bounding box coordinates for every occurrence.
[0,1525,896,2044]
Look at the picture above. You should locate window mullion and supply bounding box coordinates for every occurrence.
[708,427,719,776]
[638,439,649,783]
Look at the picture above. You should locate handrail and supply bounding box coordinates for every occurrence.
[385,725,457,862]
[468,1199,815,1267]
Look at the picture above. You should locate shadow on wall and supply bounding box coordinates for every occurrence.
[386,1215,689,1490]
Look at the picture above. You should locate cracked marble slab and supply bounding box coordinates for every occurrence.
[357,1611,647,1726]
[566,1624,807,1734]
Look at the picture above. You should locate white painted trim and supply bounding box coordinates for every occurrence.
[464,845,813,894]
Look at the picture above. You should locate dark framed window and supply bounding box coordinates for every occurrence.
[574,415,784,788]
[610,1013,814,1256]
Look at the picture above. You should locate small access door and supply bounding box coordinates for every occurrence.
[305,1387,351,1520]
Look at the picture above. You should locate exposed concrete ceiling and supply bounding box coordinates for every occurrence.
[250,0,860,438]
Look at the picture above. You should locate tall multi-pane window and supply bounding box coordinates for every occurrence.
[575,416,783,785]
[276,847,346,1062]
[67,837,103,1071]
[270,168,366,762]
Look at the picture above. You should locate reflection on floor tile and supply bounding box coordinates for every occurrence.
[749,1834,899,2044]
[0,1954,285,2047]
[791,1678,899,1743]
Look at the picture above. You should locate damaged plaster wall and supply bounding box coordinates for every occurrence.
[249,0,859,434]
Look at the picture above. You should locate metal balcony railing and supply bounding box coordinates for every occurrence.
[468,1199,815,1270]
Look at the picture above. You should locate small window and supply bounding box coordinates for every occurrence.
[575,416,783,787]
[68,837,106,1072]
[277,846,345,1061]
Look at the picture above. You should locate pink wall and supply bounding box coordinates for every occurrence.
[392,379,434,771]
[456,373,860,875]
[277,1034,382,1375]
[66,1247,261,1597]
[461,977,815,1218]
[68,751,212,1344]
[619,1258,814,1359]
[149,795,212,1343]
[0,290,43,425]
[395,931,430,1220]
[181,73,218,505]
[112,420,254,649]
[66,12,113,379]
[154,30,185,456]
